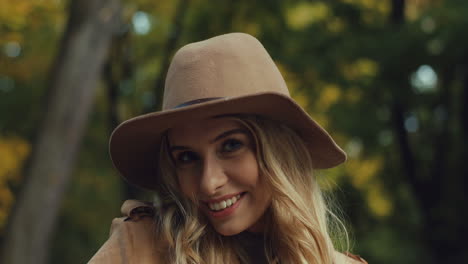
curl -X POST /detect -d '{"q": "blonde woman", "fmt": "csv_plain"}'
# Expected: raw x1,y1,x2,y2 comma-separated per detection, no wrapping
90,33,367,264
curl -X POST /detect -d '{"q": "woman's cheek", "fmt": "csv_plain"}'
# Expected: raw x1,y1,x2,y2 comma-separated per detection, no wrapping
233,154,259,185
177,173,193,197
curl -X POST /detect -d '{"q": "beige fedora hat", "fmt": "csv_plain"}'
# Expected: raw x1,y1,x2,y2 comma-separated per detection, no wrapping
110,32,346,190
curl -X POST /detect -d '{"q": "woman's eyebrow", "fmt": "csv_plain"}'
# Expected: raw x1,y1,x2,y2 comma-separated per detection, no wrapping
169,145,188,153
169,128,247,152
210,128,247,143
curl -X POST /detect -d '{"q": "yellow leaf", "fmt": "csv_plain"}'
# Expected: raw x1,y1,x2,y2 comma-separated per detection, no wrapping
342,58,379,80
366,183,393,218
327,17,345,33
0,136,30,231
0,185,15,231
346,156,383,188
316,83,341,110
286,2,330,30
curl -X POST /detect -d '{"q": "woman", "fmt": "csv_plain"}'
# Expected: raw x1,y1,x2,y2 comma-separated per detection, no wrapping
90,33,367,263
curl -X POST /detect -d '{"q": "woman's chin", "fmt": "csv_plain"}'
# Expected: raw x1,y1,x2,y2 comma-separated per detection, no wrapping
212,224,245,236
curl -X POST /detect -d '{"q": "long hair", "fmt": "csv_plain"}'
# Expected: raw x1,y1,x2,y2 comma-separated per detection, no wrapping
156,115,348,264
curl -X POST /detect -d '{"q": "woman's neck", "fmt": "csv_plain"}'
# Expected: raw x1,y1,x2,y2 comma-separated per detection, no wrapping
238,231,268,264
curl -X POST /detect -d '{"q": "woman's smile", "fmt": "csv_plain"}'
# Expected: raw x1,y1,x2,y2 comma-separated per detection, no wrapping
203,192,245,218
203,192,243,211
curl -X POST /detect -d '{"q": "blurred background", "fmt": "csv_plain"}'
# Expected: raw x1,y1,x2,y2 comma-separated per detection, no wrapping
1,0,467,263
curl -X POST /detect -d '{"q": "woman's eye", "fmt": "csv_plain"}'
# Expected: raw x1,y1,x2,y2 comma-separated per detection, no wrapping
222,139,243,152
176,151,198,164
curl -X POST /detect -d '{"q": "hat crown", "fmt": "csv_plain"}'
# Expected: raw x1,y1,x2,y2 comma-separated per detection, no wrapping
163,33,290,109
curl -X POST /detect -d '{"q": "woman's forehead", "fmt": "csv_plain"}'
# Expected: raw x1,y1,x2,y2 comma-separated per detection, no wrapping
168,117,245,144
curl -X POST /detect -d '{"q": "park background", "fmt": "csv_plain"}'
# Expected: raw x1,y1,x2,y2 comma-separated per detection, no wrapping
1,0,467,263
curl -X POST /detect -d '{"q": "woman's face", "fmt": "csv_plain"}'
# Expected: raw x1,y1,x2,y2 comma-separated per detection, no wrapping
168,117,271,236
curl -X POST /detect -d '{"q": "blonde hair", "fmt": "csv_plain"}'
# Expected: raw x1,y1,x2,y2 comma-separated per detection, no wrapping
156,115,348,264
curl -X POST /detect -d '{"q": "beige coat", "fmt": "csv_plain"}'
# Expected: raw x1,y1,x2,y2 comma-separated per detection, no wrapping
88,200,367,264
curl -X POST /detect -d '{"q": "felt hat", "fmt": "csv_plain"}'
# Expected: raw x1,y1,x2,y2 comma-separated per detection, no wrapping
110,32,346,190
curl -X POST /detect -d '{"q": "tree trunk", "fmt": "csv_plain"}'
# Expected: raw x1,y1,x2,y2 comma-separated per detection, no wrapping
103,25,141,199
389,0,466,262
458,64,468,261
147,0,189,113
388,1,421,202
0,0,120,264
462,65,468,138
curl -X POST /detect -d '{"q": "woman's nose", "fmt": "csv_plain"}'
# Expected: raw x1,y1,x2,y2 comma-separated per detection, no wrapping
199,155,228,196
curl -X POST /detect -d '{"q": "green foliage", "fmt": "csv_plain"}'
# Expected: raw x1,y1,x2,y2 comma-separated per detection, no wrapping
2,0,468,263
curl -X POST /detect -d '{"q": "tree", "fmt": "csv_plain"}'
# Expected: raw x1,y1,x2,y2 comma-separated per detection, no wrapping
0,0,121,263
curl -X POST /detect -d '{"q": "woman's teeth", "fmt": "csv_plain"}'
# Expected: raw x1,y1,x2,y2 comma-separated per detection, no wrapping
208,194,241,211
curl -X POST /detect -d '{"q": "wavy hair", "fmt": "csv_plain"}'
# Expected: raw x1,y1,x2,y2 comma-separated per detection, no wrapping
156,115,349,264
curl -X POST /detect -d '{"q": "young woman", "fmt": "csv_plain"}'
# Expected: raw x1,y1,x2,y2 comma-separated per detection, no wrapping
90,33,367,264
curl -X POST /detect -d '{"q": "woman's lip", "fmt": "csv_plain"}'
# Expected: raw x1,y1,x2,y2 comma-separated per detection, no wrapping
202,192,244,204
204,193,245,218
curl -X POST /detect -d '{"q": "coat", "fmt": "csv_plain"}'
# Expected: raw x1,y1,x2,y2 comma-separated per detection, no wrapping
88,200,368,264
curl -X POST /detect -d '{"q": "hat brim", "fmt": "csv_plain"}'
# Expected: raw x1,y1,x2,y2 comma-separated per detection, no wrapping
109,92,346,190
